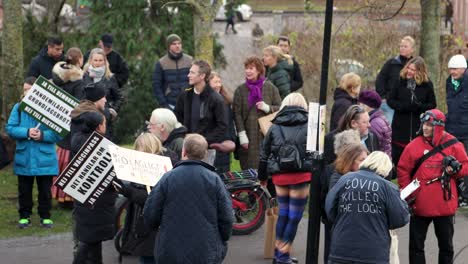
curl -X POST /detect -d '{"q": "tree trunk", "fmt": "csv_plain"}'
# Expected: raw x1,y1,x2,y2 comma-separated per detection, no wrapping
420,0,441,104
192,0,222,65
46,0,66,33
1,0,23,130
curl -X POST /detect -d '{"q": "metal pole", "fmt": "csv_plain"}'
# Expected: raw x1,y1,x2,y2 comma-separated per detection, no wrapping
305,0,333,263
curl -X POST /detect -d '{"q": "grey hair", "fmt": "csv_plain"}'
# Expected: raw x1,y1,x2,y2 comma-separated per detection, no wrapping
151,108,181,133
334,129,361,154
359,151,393,177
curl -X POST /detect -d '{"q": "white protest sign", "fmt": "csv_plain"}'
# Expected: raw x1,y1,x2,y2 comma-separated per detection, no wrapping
400,179,420,200
306,102,319,152
318,104,327,153
108,145,173,187
20,75,80,137
54,132,116,206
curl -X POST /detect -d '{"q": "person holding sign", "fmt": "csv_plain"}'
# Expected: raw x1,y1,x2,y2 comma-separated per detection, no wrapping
326,151,409,264
398,109,468,263
113,133,177,264
6,77,62,229
144,134,233,264
70,111,116,264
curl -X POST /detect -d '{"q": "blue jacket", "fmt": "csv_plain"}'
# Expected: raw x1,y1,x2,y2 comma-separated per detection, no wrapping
446,71,468,140
143,160,233,264
6,103,62,176
325,169,409,264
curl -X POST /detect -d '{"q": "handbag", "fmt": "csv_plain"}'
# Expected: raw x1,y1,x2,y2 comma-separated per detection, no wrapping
263,199,278,259
389,230,400,264
258,111,278,136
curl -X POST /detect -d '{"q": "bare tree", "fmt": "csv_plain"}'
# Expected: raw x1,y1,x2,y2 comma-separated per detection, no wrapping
420,0,441,95
1,0,23,129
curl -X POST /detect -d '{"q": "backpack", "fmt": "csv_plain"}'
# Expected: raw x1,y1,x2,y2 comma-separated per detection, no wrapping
276,126,302,171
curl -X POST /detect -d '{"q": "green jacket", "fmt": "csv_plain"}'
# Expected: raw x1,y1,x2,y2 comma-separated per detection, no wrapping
267,59,293,99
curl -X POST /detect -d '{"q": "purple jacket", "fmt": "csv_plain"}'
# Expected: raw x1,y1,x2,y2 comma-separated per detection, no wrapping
369,109,392,157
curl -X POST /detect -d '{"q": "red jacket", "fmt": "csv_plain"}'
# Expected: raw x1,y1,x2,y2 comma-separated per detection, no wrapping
398,133,468,217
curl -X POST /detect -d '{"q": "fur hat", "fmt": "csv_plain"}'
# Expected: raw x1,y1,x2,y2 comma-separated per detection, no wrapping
358,90,382,109
166,34,182,48
85,85,106,102
448,54,467,69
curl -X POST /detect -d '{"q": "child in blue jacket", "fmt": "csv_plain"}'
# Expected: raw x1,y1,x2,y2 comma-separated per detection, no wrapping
6,77,62,228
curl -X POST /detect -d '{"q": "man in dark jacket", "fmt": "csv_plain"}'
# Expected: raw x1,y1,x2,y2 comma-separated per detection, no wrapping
84,33,129,88
445,54,468,151
27,36,64,79
174,60,227,145
148,107,187,160
277,36,303,92
143,134,233,264
398,109,468,263
153,34,193,110
375,36,415,125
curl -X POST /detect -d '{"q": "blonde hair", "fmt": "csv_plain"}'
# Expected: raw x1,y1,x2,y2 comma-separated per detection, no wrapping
209,71,233,104
263,45,293,65
280,92,308,110
359,151,393,177
400,56,429,85
339,73,361,94
84,48,112,79
134,133,164,154
401,35,416,49
335,144,368,175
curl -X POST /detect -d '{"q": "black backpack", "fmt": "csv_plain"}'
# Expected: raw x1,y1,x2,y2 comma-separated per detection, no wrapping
276,126,302,171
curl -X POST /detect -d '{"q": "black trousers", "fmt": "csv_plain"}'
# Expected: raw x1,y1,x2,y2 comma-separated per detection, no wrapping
17,175,53,219
409,215,454,264
73,241,103,264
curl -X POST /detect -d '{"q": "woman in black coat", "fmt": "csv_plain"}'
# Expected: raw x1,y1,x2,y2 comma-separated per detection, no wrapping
387,56,436,167
83,48,122,140
71,111,117,264
329,72,361,131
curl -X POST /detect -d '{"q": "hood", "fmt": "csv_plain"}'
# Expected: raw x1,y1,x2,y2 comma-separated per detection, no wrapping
52,62,84,85
419,109,446,146
271,59,293,73
166,126,187,143
333,87,355,101
272,106,308,126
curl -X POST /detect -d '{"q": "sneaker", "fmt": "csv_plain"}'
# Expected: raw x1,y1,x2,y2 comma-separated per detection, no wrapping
18,218,31,229
40,219,54,228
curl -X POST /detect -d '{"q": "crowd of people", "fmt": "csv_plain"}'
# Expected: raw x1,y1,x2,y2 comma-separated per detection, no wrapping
1,30,468,264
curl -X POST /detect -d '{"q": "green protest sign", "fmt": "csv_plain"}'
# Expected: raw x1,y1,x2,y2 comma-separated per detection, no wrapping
19,75,80,137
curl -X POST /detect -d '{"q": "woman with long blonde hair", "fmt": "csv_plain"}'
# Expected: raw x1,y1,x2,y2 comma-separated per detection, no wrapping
387,56,436,169
263,45,293,99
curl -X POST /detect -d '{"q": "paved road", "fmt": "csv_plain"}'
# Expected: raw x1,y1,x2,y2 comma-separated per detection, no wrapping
1,212,467,263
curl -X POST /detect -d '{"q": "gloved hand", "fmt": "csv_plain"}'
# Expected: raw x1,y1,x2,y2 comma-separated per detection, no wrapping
238,130,249,150
256,101,270,114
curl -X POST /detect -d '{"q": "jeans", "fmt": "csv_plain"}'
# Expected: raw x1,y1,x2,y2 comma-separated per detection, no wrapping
17,175,53,219
380,101,394,126
409,215,454,264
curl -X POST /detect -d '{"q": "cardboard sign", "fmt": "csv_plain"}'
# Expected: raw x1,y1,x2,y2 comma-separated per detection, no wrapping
306,103,326,153
54,132,116,206
108,145,173,187
19,75,80,137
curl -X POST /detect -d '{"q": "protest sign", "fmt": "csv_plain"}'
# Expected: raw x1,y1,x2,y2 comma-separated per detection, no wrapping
54,132,116,206
19,75,80,137
306,103,326,153
108,145,173,187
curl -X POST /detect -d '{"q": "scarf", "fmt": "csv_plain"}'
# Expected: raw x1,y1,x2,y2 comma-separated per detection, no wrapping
246,77,265,108
451,77,461,91
88,65,106,83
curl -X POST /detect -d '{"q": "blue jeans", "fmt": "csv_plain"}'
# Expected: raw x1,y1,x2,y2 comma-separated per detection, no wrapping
140,256,155,264
380,101,394,126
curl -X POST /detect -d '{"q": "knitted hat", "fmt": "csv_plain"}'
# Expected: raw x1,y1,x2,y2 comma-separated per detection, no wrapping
101,33,113,48
85,85,106,102
448,54,467,69
166,34,182,48
358,90,382,109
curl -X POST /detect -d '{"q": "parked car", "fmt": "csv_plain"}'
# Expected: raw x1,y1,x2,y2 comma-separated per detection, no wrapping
215,1,253,21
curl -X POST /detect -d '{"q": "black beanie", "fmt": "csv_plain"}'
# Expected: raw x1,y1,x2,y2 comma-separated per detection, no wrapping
85,86,106,102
